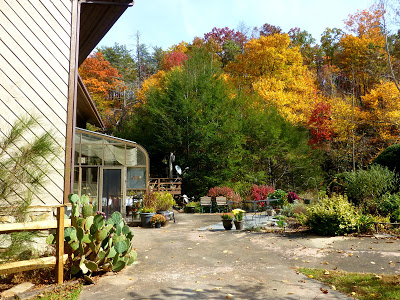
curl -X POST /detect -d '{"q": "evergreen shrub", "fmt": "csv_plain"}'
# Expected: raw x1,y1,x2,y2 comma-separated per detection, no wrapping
305,195,357,236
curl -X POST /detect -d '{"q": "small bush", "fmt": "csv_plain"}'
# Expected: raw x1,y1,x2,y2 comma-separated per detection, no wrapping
281,200,307,217
208,186,234,200
287,191,300,203
374,144,400,173
377,193,400,217
305,195,358,236
335,165,398,206
356,214,377,234
154,192,175,211
184,201,201,213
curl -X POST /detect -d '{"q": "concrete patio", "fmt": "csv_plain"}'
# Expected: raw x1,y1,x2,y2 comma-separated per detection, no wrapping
79,212,400,300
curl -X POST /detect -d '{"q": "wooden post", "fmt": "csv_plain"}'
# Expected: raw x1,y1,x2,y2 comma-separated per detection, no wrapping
56,206,65,284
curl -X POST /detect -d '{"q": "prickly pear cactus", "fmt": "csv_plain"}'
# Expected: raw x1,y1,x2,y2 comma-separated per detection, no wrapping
47,194,137,280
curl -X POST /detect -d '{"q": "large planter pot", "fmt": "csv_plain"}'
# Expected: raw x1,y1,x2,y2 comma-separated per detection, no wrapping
157,210,173,220
234,221,244,230
132,211,140,220
222,219,233,230
186,206,195,213
140,212,155,228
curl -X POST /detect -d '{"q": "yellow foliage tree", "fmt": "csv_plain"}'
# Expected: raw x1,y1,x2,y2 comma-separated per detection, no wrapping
136,70,166,103
361,81,400,142
226,34,319,124
338,6,386,97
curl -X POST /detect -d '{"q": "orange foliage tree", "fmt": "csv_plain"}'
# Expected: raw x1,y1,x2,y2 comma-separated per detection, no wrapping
79,51,124,129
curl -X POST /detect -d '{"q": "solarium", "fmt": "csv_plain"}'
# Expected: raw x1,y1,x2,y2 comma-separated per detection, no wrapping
74,128,149,218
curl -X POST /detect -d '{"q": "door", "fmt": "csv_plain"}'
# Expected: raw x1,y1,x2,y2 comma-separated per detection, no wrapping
101,168,122,219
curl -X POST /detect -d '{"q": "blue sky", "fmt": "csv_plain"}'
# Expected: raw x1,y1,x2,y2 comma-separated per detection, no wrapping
97,0,374,51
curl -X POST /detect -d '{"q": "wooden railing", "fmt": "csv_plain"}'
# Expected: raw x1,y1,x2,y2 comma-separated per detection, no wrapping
149,178,182,195
0,206,71,284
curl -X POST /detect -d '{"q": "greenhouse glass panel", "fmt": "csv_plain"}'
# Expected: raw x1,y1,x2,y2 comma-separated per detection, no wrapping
126,146,137,166
104,143,125,165
127,167,146,189
137,149,147,166
81,144,103,165
81,167,98,204
81,132,102,144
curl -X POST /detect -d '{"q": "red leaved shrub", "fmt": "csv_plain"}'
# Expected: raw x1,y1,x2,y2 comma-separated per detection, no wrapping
250,185,275,201
207,186,241,202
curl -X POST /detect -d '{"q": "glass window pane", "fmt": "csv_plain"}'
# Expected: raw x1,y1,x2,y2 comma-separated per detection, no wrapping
104,144,125,166
137,149,147,166
81,132,103,144
73,167,79,195
102,169,121,219
81,167,98,204
127,167,146,189
126,146,137,166
74,146,80,166
75,133,81,143
81,144,103,165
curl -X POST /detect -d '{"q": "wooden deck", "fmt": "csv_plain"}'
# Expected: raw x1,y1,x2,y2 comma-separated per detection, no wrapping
149,178,182,195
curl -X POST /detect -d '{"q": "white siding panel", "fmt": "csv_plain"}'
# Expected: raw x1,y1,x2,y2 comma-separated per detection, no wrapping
47,0,71,25
0,25,69,97
38,0,71,33
0,94,65,205
60,0,72,13
0,0,72,206
0,57,67,139
0,45,67,126
0,81,66,157
19,0,71,55
0,15,69,82
2,0,70,61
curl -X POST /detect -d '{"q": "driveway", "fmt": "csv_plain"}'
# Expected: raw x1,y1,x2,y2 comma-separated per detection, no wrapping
79,213,400,300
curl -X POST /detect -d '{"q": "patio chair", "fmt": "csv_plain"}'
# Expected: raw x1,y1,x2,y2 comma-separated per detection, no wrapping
200,196,212,213
216,196,228,212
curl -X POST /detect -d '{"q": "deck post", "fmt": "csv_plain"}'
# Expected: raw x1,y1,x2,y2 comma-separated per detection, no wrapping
56,206,65,284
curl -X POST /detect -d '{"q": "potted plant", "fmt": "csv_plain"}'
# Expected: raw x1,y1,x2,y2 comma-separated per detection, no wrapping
221,213,234,230
151,214,166,228
140,207,155,227
154,192,175,222
185,202,196,213
267,189,288,209
232,209,245,230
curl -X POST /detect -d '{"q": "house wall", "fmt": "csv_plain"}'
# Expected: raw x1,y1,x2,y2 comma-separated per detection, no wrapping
0,0,73,206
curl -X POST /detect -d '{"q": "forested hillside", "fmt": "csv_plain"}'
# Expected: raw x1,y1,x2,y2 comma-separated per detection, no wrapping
79,4,400,197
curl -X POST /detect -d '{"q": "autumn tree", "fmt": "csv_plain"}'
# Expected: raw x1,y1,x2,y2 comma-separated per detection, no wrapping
338,6,386,98
79,51,124,130
288,27,320,68
307,102,335,148
119,46,321,195
98,43,136,83
203,27,247,67
226,34,319,124
258,23,282,36
361,81,400,144
160,42,188,71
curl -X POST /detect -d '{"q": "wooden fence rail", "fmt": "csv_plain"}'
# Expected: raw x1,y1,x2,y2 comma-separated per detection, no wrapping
149,178,182,195
0,206,71,284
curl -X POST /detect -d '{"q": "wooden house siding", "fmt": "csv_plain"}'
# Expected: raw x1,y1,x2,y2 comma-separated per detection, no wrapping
0,0,72,205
